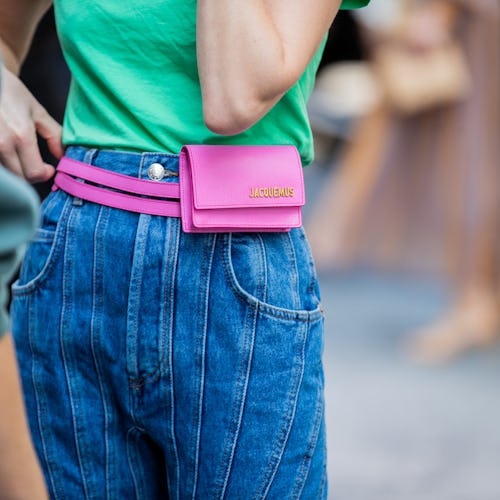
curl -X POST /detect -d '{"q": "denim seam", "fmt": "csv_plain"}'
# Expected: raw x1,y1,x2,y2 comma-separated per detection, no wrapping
212,242,259,497
158,217,174,382
90,206,113,499
39,187,60,217
138,153,147,179
127,215,173,388
30,237,53,243
191,235,216,499
218,304,258,499
254,320,309,499
290,383,325,499
299,227,320,303
285,231,301,310
28,294,62,499
189,238,208,498
31,227,54,242
166,220,182,500
126,214,153,384
12,195,73,296
319,462,328,499
221,235,322,323
126,427,145,499
128,368,145,439
256,234,268,304
59,207,92,497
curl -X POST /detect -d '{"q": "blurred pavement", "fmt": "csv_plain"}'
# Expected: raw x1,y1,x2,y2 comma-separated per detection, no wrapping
305,166,500,500
320,270,500,500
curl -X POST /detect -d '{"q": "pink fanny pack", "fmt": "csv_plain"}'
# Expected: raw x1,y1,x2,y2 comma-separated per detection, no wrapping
53,145,305,233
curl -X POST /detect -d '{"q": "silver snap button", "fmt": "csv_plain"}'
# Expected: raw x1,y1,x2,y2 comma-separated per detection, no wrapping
147,163,165,181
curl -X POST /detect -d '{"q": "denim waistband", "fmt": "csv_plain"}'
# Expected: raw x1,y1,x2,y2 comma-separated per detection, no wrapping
64,146,180,183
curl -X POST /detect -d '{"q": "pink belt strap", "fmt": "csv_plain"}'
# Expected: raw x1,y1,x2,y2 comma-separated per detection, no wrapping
53,157,182,217
53,145,304,233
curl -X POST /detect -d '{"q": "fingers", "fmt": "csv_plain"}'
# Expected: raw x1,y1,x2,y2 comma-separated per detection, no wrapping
0,66,62,183
0,115,55,183
0,119,24,177
32,101,64,160
15,122,55,183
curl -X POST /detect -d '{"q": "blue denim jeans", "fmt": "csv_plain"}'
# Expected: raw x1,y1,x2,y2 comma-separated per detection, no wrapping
11,147,327,499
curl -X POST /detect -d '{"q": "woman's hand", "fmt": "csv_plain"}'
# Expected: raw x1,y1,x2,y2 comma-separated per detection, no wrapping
0,64,63,182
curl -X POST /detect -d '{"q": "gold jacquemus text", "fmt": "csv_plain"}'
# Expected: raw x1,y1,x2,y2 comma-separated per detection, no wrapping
249,187,295,198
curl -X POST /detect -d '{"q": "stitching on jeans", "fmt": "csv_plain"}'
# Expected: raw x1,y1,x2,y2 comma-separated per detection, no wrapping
159,216,179,374
255,234,267,304
127,214,149,384
319,463,328,499
134,217,148,376
220,235,321,323
129,217,177,388
254,319,309,499
12,195,73,296
167,220,182,500
218,299,258,499
126,427,145,499
192,234,216,500
212,243,258,497
285,231,301,310
28,294,62,498
298,227,319,302
90,206,114,498
190,237,208,497
290,377,325,499
186,235,208,496
59,207,93,498
188,235,211,498
130,218,174,388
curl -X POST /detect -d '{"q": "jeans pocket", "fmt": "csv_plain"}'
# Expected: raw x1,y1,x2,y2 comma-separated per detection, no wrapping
221,229,323,321
12,191,72,296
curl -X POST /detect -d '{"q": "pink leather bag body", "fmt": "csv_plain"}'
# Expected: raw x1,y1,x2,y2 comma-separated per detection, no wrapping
53,145,305,233
179,145,304,233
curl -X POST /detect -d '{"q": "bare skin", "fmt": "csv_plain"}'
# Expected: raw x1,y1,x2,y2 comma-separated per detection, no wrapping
1,0,344,179
0,0,343,494
409,291,500,363
393,1,500,362
0,0,62,181
196,0,343,134
0,334,48,499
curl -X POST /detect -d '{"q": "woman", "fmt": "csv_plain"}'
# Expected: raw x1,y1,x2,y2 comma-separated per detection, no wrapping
309,0,500,362
0,51,47,500
0,0,369,497
0,167,47,499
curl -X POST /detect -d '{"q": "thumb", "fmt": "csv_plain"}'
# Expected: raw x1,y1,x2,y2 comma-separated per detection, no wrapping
32,101,64,159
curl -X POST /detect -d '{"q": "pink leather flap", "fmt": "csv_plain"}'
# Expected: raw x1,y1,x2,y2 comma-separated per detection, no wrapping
182,145,305,209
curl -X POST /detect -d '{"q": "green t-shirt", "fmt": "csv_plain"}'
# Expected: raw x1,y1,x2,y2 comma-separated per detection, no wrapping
54,0,369,166
341,0,370,8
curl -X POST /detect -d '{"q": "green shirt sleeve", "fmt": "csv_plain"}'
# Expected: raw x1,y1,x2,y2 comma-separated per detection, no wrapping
0,168,39,336
340,0,371,9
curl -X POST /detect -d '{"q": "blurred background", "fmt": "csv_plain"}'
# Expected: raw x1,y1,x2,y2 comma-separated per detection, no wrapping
21,2,500,499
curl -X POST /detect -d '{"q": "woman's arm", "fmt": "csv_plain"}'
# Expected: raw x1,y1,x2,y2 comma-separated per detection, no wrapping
0,0,52,75
0,0,63,182
0,61,46,498
0,334,48,500
197,0,342,135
